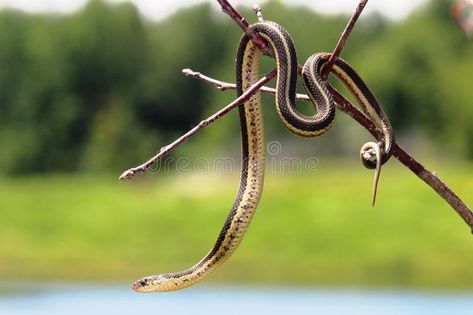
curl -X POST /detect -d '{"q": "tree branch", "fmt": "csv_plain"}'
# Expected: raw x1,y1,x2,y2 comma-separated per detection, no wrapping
182,68,310,100
120,0,473,233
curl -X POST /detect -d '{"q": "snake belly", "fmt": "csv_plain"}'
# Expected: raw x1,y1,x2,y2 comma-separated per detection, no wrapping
131,24,267,293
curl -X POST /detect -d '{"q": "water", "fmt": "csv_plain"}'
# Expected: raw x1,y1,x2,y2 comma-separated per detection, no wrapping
0,283,472,315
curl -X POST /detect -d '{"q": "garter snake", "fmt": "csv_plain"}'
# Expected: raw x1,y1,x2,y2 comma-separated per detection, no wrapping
132,20,394,293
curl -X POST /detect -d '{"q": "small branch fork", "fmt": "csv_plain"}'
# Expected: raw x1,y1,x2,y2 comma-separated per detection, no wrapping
120,0,473,233
118,68,277,181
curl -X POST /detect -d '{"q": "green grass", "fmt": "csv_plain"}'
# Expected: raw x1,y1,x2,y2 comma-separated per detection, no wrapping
1,160,473,289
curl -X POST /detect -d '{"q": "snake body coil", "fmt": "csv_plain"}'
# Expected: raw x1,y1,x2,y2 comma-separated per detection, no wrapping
132,20,394,292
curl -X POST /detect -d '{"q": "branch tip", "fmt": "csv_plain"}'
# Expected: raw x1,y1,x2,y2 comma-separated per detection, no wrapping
119,169,135,181
182,68,198,77
253,4,264,22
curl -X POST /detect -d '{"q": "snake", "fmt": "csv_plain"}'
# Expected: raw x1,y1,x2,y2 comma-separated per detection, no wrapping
132,20,394,293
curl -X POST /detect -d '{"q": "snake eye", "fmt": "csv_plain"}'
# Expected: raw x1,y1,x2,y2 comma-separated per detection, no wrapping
139,279,148,286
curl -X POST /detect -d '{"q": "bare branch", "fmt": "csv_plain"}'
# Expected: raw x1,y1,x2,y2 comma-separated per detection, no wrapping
322,0,369,80
118,69,277,181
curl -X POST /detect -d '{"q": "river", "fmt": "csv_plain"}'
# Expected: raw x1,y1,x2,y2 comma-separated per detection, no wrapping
0,282,472,315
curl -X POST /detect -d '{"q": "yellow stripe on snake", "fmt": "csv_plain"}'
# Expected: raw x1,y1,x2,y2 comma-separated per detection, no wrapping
132,20,394,293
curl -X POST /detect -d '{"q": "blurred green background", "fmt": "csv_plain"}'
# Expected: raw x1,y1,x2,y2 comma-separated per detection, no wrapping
1,0,473,289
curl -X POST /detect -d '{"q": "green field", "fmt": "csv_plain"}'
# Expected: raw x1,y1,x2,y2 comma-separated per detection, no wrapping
1,160,473,289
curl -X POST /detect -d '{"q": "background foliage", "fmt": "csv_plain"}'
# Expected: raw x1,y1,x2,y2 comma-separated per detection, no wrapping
0,0,472,175
1,0,473,289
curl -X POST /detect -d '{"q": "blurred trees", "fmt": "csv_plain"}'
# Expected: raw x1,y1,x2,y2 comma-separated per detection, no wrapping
0,0,472,174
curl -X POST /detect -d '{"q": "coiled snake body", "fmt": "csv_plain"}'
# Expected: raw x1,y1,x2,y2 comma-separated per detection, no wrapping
132,21,394,292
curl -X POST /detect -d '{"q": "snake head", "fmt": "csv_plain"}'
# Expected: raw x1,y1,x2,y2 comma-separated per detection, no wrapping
131,275,165,293
360,142,383,206
360,142,383,170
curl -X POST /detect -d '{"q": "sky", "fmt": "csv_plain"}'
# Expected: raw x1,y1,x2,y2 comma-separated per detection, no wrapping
0,0,430,21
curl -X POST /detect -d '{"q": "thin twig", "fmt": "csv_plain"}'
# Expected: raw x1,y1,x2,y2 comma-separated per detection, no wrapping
322,0,369,80
118,69,277,181
253,4,264,22
183,68,310,100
